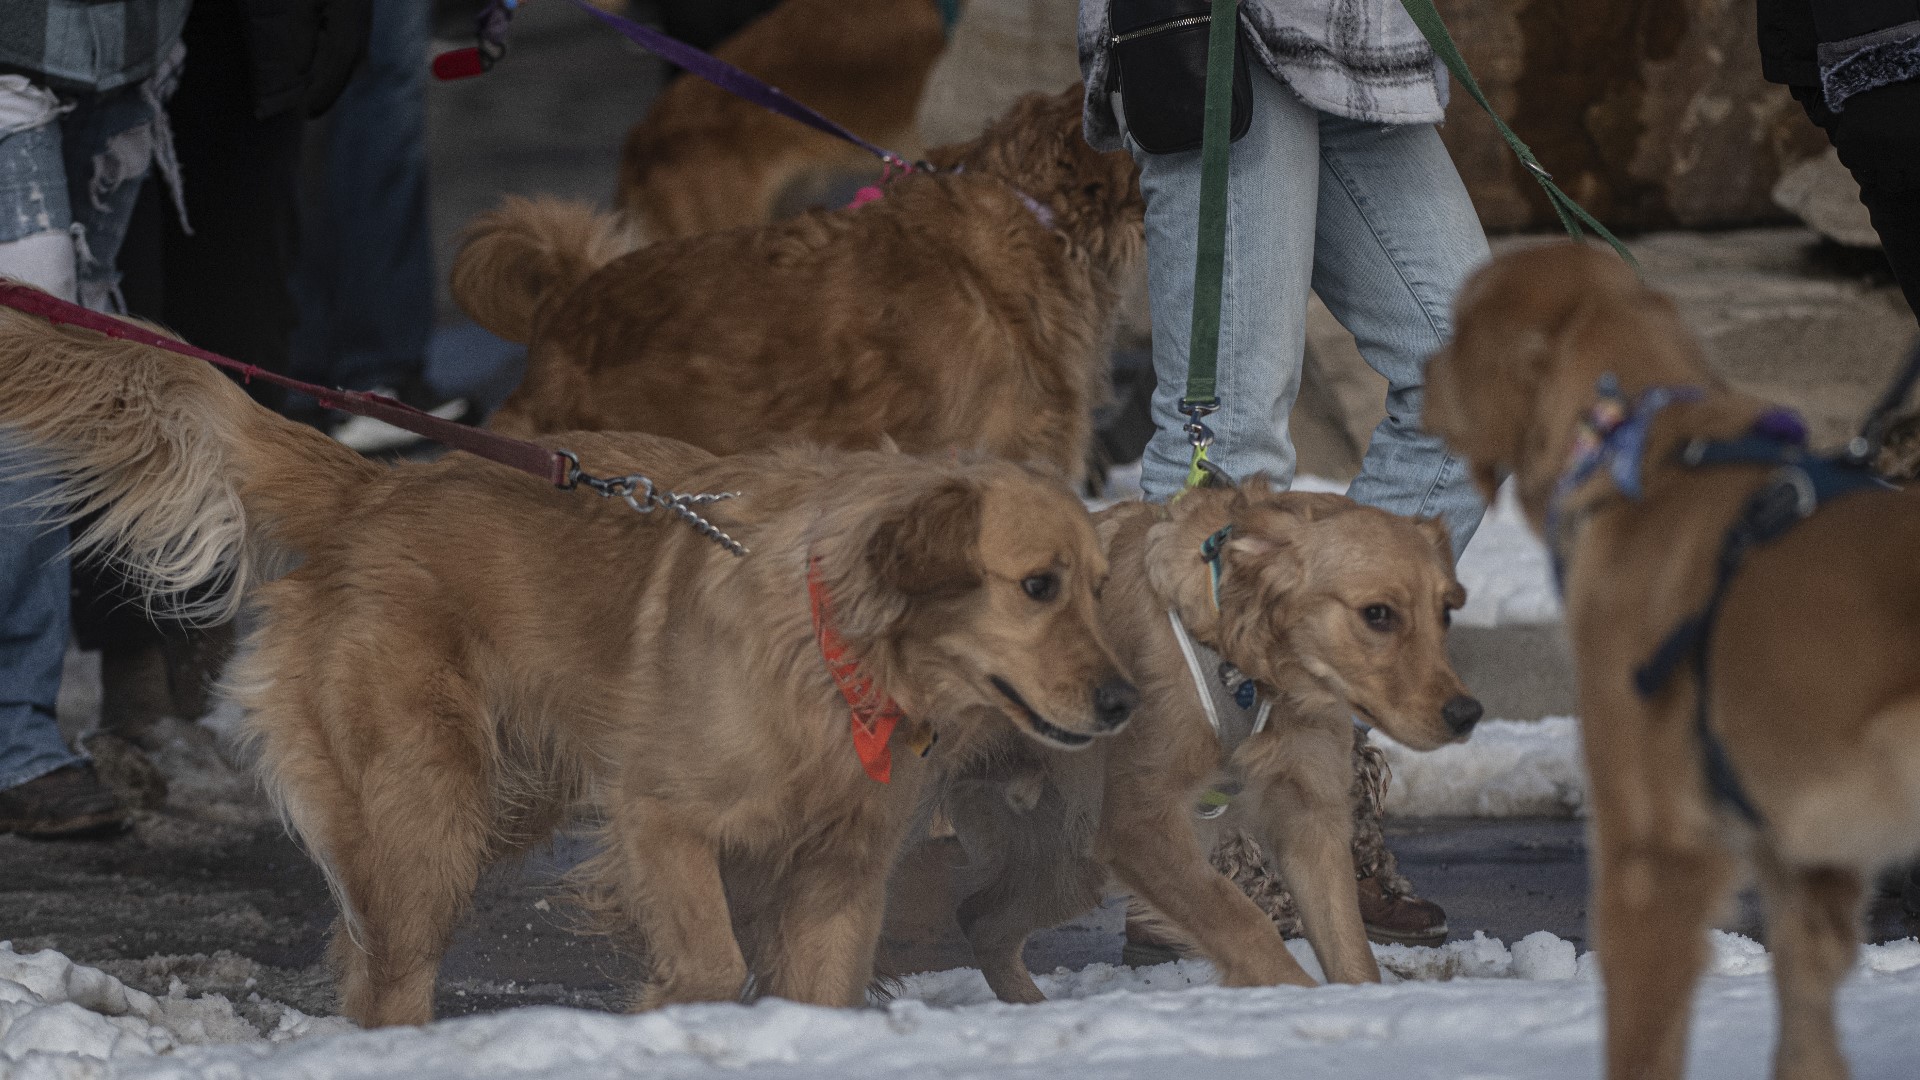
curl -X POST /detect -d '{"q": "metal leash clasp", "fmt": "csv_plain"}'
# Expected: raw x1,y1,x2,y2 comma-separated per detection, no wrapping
555,450,750,557
1178,398,1220,450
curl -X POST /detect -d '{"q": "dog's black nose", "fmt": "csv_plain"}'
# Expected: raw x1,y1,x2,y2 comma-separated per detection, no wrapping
1092,678,1139,731
1443,694,1483,736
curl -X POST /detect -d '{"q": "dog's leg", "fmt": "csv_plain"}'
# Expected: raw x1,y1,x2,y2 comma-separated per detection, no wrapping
1757,850,1863,1080
248,648,493,1027
1248,728,1380,984
1591,834,1737,1080
1102,806,1316,987
756,843,898,1007
603,797,749,1009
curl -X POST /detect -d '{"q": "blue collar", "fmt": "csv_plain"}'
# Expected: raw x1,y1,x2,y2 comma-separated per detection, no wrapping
1199,524,1232,609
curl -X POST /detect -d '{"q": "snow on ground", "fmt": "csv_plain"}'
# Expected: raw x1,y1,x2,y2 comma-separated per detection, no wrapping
1376,718,1587,818
8,934,1920,1080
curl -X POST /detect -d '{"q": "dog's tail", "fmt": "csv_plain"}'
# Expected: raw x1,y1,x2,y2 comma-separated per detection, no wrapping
0,297,381,621
450,196,635,344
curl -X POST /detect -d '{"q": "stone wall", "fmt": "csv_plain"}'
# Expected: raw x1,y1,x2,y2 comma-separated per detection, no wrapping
1435,0,1826,231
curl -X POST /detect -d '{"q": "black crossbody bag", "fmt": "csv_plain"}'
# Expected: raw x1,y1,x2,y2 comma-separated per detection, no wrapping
1108,0,1254,154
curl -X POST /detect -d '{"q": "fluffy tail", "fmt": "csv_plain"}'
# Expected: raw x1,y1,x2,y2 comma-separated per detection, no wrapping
0,294,380,621
450,196,635,343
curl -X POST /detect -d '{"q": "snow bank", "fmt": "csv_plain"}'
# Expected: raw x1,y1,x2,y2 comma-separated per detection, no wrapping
12,934,1920,1080
1376,717,1588,818
0,942,349,1077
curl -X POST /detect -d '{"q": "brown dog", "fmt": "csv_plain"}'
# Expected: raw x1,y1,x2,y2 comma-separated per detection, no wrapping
618,0,953,243
456,85,1143,487
0,295,1136,1025
1423,242,1920,1080
942,480,1479,1003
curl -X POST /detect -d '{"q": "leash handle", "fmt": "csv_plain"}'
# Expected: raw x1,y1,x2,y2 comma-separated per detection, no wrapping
1395,0,1638,271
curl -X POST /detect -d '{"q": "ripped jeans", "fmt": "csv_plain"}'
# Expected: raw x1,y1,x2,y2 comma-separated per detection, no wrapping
0,63,180,790
0,60,182,311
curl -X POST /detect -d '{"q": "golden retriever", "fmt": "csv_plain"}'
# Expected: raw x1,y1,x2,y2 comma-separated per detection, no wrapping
618,0,953,242
1422,242,1920,1080
455,85,1143,487
942,479,1480,1002
0,294,1136,1025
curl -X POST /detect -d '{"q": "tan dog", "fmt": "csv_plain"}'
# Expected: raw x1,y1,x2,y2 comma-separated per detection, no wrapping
456,86,1143,487
618,0,953,242
1423,242,1920,1080
0,296,1136,1025
942,480,1479,1003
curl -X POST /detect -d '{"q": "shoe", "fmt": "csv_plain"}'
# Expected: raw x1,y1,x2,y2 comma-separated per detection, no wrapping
1357,874,1448,947
329,384,472,454
0,764,130,838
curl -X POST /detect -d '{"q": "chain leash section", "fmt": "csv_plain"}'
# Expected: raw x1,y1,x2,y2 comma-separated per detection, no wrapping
556,451,750,557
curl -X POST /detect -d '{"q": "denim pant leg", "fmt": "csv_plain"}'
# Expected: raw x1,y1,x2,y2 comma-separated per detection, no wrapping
1312,116,1490,556
0,454,82,790
1126,68,1322,502
289,0,434,392
58,84,173,313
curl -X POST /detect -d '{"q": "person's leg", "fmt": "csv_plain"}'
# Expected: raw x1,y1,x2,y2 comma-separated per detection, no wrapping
57,66,181,313
150,0,306,413
293,0,436,395
1794,80,1920,326
1311,115,1490,555
1127,68,1321,501
0,77,84,797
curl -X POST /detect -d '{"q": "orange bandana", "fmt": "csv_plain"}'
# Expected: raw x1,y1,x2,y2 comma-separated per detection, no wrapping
807,557,908,783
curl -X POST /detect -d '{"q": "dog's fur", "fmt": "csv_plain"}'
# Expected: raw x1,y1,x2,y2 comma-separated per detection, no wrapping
457,86,1144,487
617,0,952,243
0,296,1136,1025
942,481,1478,1002
1422,243,1920,1080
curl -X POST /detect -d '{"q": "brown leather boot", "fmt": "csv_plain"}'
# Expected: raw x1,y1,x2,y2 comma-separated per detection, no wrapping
0,763,129,838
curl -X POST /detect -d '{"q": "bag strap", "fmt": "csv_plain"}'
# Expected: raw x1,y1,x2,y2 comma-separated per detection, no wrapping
1178,0,1239,491
1395,0,1637,269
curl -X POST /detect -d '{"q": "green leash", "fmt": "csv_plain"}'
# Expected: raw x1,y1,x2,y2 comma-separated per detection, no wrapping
1177,0,1239,492
1395,0,1637,269
1176,0,1637,493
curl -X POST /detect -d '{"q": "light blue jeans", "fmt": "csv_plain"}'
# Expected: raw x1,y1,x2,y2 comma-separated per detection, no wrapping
0,74,171,789
1124,65,1489,554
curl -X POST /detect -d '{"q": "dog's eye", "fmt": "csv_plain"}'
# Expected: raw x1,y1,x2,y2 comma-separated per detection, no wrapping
1021,573,1060,602
1362,604,1397,631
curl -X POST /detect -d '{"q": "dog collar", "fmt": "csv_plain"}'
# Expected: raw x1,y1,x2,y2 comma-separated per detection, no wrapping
805,556,934,783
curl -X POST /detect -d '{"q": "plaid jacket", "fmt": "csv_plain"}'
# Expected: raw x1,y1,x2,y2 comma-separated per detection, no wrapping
1078,0,1447,150
0,0,192,94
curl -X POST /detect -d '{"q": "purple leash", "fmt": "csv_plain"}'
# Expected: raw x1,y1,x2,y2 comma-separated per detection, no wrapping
558,0,912,170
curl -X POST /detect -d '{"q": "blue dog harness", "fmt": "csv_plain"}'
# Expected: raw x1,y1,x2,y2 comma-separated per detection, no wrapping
1552,375,1896,826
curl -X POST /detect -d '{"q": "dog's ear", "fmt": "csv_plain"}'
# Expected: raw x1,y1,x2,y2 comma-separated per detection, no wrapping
868,481,984,596
1415,515,1455,566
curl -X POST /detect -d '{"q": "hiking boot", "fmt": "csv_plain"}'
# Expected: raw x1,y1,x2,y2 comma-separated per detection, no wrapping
0,764,130,838
1357,874,1448,946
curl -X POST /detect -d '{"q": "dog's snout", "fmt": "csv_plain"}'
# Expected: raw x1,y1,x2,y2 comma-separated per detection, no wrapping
1092,678,1139,731
1443,694,1483,736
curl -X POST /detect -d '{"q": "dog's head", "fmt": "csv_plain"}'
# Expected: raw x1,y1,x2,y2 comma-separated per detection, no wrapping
1146,483,1478,750
1424,242,1712,528
819,459,1136,751
927,85,1144,275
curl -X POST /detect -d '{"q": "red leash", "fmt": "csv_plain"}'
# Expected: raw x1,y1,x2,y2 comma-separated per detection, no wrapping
0,282,749,555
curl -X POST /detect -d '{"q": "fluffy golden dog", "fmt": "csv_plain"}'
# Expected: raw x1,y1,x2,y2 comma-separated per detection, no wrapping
1423,242,1920,1080
456,85,1143,487
0,295,1136,1025
942,480,1479,1002
618,0,953,242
